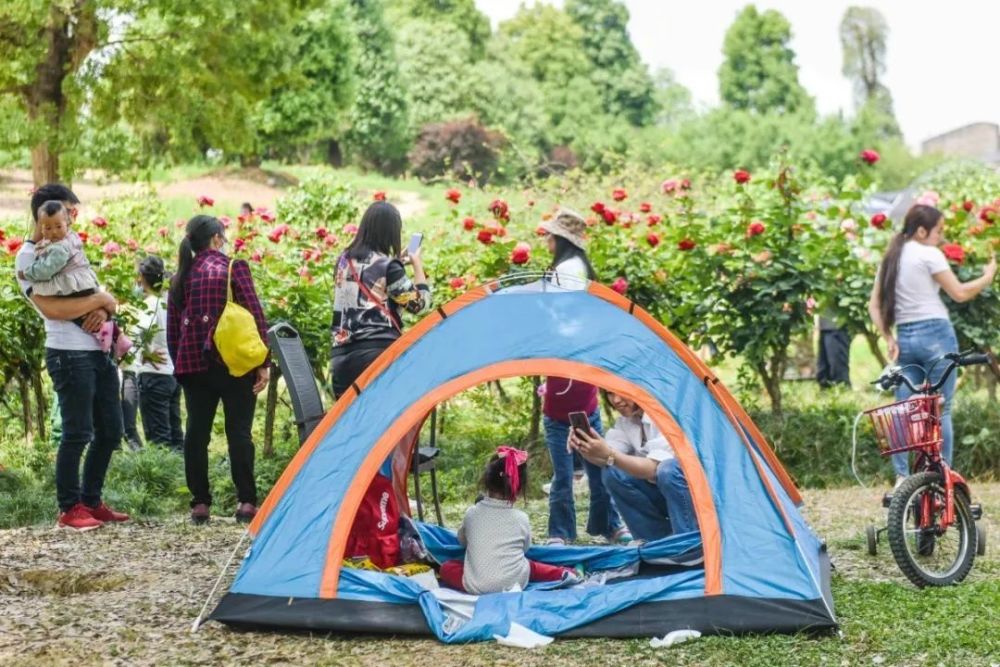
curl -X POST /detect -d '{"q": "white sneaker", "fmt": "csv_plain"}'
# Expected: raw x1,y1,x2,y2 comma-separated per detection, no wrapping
544,537,567,546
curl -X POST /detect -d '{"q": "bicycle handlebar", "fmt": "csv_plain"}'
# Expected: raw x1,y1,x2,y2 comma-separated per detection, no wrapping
873,350,992,393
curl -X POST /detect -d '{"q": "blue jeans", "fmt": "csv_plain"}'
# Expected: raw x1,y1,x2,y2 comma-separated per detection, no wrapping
602,459,699,541
892,319,958,477
45,349,123,511
544,413,622,540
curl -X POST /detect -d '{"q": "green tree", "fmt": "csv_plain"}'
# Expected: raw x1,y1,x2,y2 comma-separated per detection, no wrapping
385,0,491,59
840,6,900,139
0,1,309,185
718,5,813,114
255,1,357,164
395,20,476,131
565,0,657,126
651,68,694,129
344,0,411,172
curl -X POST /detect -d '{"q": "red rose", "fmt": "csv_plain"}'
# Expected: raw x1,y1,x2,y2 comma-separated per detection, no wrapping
477,229,493,245
77,231,88,244
316,227,329,239
746,221,766,237
610,277,628,295
942,243,965,264
535,225,547,236
680,178,692,190
373,190,386,201
591,202,606,215
511,242,531,265
612,187,627,202
6,238,24,255
461,217,476,231
647,214,662,226
980,207,997,224
678,238,696,251
197,195,214,207
859,149,880,165
733,169,751,184
963,200,975,212
251,250,263,263
489,199,509,221
601,208,617,225
234,238,246,252
259,211,276,223
646,233,660,248
449,277,466,290
870,213,888,229
91,216,108,228
445,188,461,204
639,202,652,213
267,230,282,243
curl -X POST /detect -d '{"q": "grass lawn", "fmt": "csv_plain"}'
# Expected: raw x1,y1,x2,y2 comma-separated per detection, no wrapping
2,484,997,666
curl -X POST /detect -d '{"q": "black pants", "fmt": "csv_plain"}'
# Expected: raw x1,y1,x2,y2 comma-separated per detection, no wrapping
139,372,184,451
121,371,143,450
817,328,851,388
330,343,390,399
179,364,257,507
46,349,123,511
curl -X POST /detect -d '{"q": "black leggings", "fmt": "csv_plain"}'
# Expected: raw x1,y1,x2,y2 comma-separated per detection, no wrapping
330,344,390,399
179,364,257,507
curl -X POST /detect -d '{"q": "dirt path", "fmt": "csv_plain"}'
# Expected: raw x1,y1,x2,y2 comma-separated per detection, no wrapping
1,484,997,666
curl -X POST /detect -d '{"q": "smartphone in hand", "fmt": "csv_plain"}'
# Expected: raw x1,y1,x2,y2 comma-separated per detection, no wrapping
568,411,590,437
406,232,423,258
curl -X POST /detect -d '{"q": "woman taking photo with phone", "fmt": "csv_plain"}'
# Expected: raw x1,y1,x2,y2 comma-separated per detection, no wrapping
536,209,629,546
330,201,432,398
869,204,996,486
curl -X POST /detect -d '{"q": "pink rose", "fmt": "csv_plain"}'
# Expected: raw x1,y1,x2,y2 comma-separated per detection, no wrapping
610,277,628,295
859,149,880,165
91,217,108,228
102,241,122,257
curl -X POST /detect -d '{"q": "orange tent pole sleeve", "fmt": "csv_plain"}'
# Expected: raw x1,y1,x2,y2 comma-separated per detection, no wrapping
317,359,723,599
586,283,803,506
249,286,492,535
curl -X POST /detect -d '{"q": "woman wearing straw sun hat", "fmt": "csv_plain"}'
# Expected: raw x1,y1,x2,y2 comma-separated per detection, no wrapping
537,209,631,546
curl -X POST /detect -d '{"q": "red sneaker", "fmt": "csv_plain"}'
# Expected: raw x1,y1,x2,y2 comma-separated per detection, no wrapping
235,503,257,524
57,503,103,532
88,502,129,523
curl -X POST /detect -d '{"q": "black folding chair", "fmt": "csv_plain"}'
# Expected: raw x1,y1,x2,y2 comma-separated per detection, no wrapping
267,322,325,444
412,408,443,526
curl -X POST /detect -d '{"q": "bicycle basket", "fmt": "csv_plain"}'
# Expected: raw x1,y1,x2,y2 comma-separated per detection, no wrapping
864,395,942,455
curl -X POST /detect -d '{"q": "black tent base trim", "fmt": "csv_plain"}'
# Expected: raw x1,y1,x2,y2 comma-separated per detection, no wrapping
210,592,837,639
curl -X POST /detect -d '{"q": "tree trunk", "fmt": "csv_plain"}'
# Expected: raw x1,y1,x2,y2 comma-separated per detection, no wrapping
862,330,888,368
327,140,343,167
528,376,541,447
262,370,280,457
755,358,784,416
31,370,47,441
24,2,99,186
19,378,33,438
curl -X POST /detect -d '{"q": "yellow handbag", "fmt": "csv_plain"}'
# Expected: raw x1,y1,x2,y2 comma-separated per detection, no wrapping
213,261,268,377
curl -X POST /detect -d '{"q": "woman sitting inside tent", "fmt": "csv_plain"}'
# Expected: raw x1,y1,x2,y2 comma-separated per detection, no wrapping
569,392,698,541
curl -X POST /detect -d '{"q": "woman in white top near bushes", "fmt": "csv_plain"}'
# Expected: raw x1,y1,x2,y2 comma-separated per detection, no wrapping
869,204,996,484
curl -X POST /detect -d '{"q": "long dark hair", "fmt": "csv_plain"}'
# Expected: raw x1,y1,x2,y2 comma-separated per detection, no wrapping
877,204,943,330
550,235,596,280
481,454,528,503
345,202,402,261
169,215,224,309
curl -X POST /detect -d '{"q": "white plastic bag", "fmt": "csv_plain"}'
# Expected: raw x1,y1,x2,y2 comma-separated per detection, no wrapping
650,629,701,648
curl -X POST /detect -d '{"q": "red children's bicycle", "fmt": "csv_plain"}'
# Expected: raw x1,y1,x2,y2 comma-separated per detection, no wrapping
863,350,988,587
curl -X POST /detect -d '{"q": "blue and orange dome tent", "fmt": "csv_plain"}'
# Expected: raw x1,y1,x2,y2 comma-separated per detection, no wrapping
209,277,835,641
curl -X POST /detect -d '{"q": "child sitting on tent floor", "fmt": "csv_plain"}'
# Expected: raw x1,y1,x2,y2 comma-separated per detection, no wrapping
439,447,583,595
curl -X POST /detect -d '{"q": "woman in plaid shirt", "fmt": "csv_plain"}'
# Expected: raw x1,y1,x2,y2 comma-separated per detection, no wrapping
167,215,269,525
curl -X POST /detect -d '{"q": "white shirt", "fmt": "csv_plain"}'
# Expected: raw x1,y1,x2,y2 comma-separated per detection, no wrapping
549,256,588,291
15,241,100,351
605,412,675,462
895,241,951,325
457,497,532,594
125,293,174,375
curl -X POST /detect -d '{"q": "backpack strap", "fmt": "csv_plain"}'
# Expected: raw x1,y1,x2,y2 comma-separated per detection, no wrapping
347,257,402,332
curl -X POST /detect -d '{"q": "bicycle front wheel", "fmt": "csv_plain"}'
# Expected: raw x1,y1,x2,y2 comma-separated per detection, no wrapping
887,472,977,587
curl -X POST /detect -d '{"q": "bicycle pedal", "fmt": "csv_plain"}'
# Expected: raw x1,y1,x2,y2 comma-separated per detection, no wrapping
881,493,893,508
970,504,982,521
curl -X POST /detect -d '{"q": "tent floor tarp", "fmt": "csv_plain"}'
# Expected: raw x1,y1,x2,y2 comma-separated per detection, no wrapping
211,592,837,638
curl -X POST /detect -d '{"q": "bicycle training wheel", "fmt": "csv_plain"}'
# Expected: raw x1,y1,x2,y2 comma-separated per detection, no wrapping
887,472,977,587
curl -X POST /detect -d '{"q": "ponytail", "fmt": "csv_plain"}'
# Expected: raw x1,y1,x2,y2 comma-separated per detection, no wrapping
876,204,943,330
169,215,224,310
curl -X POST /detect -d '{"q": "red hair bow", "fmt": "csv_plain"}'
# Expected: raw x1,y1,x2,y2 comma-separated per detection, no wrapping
496,446,529,502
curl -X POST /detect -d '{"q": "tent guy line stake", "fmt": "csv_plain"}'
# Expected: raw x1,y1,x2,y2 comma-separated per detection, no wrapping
192,530,249,633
